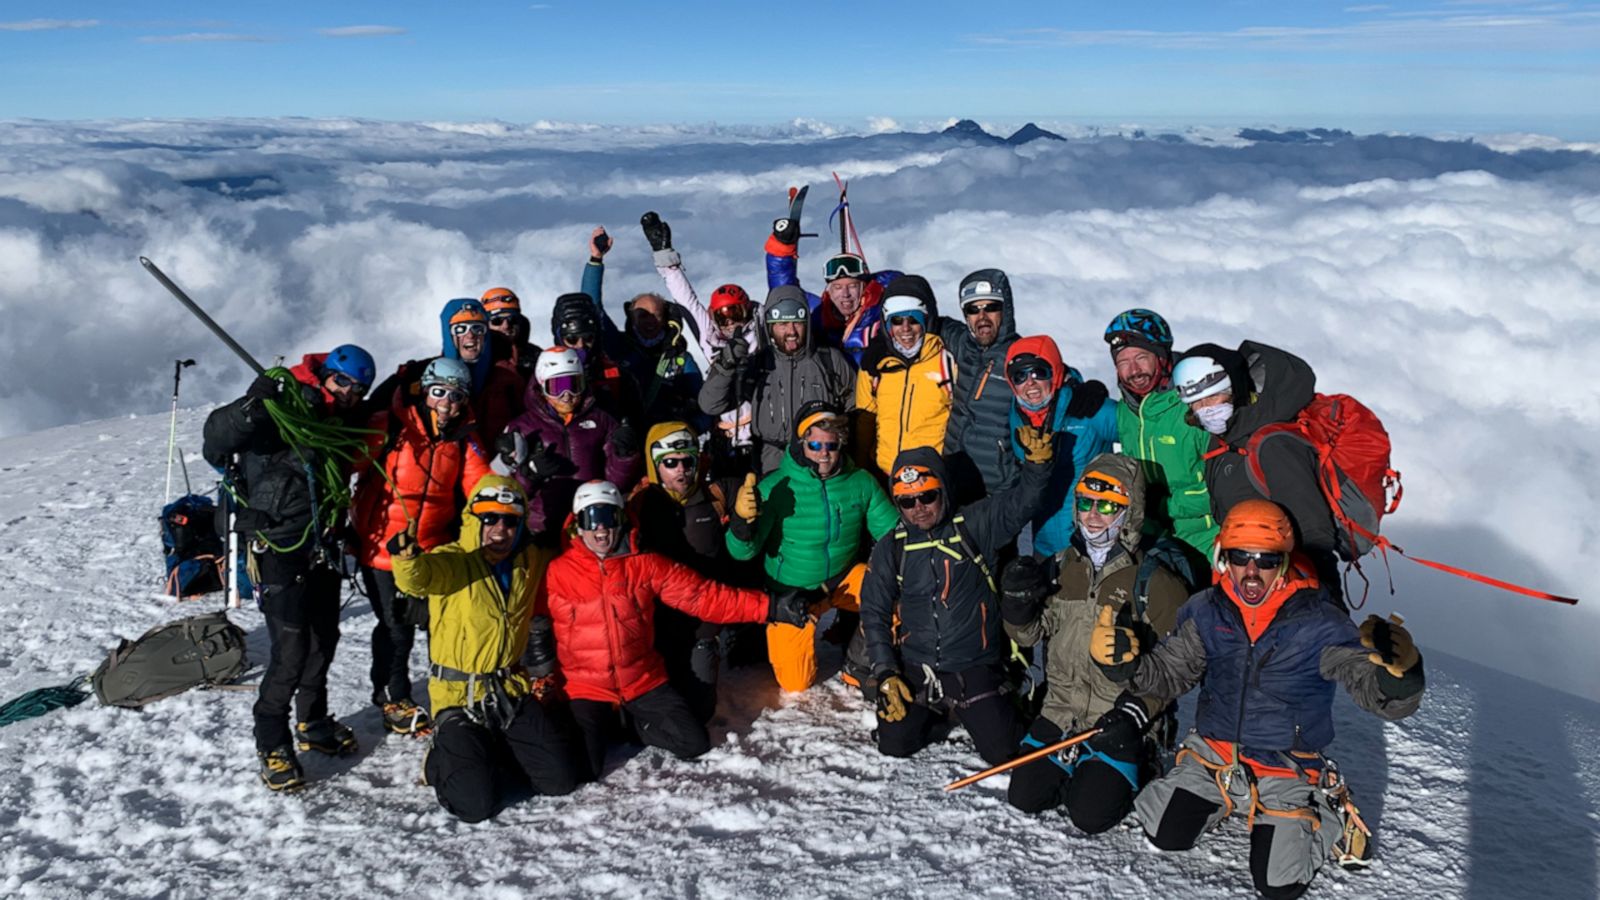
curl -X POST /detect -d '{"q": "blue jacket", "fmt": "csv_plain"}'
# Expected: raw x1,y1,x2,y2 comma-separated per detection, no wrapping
765,249,898,366
438,298,494,393
1007,379,1119,557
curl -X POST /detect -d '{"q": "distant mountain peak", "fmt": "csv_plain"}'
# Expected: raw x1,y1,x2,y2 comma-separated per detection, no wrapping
941,119,1006,144
1006,122,1065,145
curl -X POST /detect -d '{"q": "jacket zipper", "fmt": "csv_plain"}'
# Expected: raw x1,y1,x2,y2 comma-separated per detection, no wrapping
597,555,623,697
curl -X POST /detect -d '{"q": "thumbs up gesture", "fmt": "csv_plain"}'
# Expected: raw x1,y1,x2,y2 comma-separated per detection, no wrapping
1090,604,1142,680
1360,614,1420,677
734,472,760,522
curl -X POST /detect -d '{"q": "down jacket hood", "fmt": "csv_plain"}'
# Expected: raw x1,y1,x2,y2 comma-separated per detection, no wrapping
887,445,951,528
1005,335,1067,427
457,472,526,552
439,298,494,393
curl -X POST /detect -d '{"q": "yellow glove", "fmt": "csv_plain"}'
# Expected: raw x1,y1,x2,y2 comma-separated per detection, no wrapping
1360,614,1420,677
1015,424,1054,464
1089,604,1141,666
876,673,913,723
734,472,760,521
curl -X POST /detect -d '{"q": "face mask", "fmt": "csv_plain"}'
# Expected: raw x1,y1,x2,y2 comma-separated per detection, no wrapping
1079,510,1127,567
1017,390,1054,413
1195,402,1234,435
892,334,924,357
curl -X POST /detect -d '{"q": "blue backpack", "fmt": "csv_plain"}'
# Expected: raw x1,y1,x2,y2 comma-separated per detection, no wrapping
161,494,225,599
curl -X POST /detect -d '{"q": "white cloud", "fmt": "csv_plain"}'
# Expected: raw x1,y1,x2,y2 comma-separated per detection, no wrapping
138,32,272,44
318,25,407,38
0,18,98,31
867,117,901,134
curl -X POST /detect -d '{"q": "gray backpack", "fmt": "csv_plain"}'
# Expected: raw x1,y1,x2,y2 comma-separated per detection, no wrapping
92,611,249,708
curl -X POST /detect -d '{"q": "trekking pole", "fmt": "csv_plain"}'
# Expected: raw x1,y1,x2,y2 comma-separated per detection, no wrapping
942,728,1101,792
140,257,266,376
225,455,242,610
164,359,196,502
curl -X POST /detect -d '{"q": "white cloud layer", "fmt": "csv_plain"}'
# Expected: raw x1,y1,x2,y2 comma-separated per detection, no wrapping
317,25,407,38
1,117,1597,697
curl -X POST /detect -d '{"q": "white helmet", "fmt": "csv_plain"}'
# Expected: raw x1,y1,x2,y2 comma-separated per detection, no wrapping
535,346,583,382
1172,355,1232,404
572,480,625,517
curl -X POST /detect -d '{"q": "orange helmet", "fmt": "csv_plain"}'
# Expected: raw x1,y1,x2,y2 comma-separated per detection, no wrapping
481,287,520,314
1217,499,1295,553
1075,469,1130,507
891,464,943,497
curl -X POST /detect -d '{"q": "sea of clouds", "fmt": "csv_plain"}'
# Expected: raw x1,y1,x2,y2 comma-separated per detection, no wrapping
2,116,1597,697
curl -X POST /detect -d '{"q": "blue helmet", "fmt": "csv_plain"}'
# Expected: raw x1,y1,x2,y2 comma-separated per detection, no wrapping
1104,309,1173,358
324,344,376,389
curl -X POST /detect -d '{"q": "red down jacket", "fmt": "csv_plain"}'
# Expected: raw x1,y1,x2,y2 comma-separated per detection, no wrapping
539,530,767,703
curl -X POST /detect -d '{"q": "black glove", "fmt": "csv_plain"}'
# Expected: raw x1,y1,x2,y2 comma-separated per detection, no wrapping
689,638,721,685
1088,692,1152,761
493,431,527,473
715,334,751,371
1064,379,1110,419
640,211,673,253
771,216,800,247
246,373,281,404
522,436,561,488
526,616,557,678
385,527,420,561
1000,556,1050,626
767,588,819,627
396,591,430,631
609,420,639,457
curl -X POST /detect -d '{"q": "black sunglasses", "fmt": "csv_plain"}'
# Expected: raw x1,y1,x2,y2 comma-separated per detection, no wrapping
1009,364,1052,386
657,456,696,470
896,490,940,510
330,372,369,393
1224,549,1285,569
477,512,520,528
963,301,1003,315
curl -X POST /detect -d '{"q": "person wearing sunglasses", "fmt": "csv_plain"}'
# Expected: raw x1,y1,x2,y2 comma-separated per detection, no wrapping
855,275,957,478
931,269,1026,504
1003,335,1120,559
501,346,641,541
201,342,376,791
624,422,762,722
1093,499,1424,896
763,193,901,366
540,481,810,781
1171,340,1343,603
859,428,1055,766
725,402,899,693
387,474,584,822
1103,309,1215,586
481,287,538,382
351,357,493,739
548,281,644,424
699,284,856,476
998,454,1190,834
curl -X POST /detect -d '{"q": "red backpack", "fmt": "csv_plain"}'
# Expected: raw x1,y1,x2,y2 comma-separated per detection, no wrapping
1240,393,1402,561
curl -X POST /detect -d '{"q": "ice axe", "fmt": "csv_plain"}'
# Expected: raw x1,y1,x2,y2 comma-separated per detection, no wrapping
943,727,1102,791
140,257,266,376
164,358,196,502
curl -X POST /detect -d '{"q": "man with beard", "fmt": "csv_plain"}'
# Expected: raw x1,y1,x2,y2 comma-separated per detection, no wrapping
939,269,1024,502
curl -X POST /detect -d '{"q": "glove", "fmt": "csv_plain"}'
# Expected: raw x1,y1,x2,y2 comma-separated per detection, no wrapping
733,472,760,522
1089,692,1153,760
1015,423,1055,464
715,334,751,371
640,211,673,253
1000,556,1050,626
1360,613,1425,697
1090,603,1141,681
522,436,561,487
767,587,818,627
589,227,611,260
1064,379,1110,419
690,637,721,685
492,431,528,477
876,672,913,723
526,616,557,678
771,216,800,247
385,524,420,561
245,373,281,410
609,420,639,457
395,591,430,631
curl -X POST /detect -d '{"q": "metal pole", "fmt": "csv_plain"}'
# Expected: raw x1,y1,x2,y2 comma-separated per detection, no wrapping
164,359,195,502
140,257,266,376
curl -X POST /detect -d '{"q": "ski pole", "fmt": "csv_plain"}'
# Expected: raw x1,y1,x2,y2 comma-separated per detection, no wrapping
943,728,1101,792
140,257,266,376
164,358,195,502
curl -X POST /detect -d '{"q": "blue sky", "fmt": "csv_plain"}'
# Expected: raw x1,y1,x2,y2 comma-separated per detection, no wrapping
2,1,1597,134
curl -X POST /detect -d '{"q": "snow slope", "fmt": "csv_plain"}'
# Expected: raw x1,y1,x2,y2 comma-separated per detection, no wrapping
1,412,1597,898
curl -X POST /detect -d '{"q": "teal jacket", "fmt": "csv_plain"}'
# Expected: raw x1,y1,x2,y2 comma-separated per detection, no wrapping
1116,388,1217,565
726,447,899,590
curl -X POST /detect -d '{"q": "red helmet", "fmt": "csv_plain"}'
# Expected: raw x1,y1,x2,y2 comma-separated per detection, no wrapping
709,284,751,314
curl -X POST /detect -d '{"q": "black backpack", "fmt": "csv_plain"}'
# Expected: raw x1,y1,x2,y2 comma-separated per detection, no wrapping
91,611,249,708
161,494,225,598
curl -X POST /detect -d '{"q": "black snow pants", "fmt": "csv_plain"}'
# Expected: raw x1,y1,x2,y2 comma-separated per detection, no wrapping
569,683,711,780
360,566,419,706
875,663,1022,766
252,546,342,752
425,700,583,823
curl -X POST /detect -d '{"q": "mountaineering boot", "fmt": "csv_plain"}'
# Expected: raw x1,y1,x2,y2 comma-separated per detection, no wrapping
380,699,432,737
296,717,359,757
258,746,305,792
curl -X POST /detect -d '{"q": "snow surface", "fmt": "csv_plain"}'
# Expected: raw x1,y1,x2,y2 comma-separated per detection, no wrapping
1,411,1598,898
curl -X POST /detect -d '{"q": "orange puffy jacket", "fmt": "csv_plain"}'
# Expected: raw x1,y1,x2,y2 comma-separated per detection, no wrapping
539,531,768,704
352,393,492,571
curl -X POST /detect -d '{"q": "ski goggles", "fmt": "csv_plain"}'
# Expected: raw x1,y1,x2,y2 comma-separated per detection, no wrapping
1224,548,1286,569
426,385,469,404
1008,360,1054,386
471,487,525,517
329,372,369,394
714,305,751,326
543,374,585,398
962,300,1003,316
476,512,520,528
450,322,487,337
804,440,841,452
1074,496,1126,516
896,490,940,510
824,254,868,282
575,504,623,530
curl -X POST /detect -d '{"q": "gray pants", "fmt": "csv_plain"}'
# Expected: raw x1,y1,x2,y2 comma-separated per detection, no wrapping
1135,733,1343,897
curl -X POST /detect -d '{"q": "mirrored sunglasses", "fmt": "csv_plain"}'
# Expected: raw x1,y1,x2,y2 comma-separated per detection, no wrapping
1074,496,1126,516
426,385,468,404
1009,363,1053,386
714,306,751,326
576,504,623,530
330,372,369,394
450,322,487,337
805,440,841,452
1224,549,1285,569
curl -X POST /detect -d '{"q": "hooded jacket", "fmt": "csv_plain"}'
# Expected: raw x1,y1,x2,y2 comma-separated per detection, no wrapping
1189,340,1336,555
726,436,899,590
627,421,753,582
503,381,641,537
1003,336,1120,558
698,285,857,475
764,237,900,365
539,529,769,704
1115,387,1217,566
202,353,355,549
1126,558,1423,754
859,445,1053,676
438,298,525,448
391,474,557,713
651,249,761,446
938,269,1022,496
580,261,707,429
351,388,492,571
1004,453,1190,731
856,276,958,476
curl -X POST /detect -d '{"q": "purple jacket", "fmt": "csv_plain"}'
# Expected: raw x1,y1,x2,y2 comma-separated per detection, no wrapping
503,381,640,536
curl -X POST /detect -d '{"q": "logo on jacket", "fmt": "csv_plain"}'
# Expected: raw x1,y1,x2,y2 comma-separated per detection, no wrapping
578,420,598,430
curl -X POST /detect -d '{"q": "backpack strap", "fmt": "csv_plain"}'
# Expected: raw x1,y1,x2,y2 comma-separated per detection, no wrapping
896,515,996,594
706,481,729,524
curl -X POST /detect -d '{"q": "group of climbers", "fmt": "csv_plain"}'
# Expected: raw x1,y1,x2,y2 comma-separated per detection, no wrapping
202,192,1424,898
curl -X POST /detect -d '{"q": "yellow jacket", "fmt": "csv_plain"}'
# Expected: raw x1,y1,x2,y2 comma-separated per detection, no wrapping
391,473,555,713
856,334,957,475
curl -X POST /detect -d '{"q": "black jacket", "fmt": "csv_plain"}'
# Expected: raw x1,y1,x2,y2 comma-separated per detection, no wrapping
860,445,1052,676
629,476,757,588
